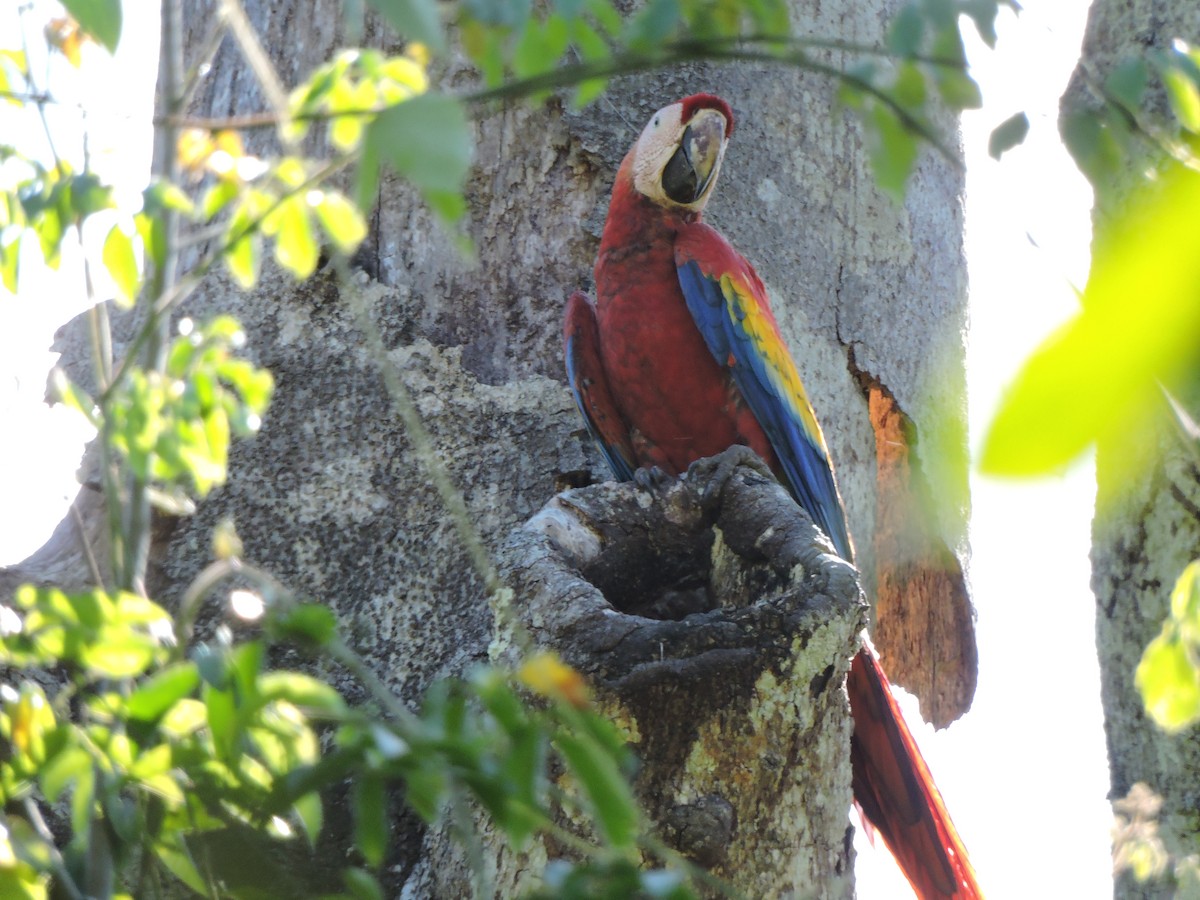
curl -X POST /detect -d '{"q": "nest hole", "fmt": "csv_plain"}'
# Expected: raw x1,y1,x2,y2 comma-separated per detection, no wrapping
581,520,796,622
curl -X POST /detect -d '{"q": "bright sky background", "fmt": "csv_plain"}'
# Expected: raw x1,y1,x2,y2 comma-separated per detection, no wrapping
855,1,1112,896
0,1,1111,897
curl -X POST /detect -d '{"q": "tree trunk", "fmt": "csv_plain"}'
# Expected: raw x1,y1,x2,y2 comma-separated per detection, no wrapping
2,0,973,893
1062,2,1200,898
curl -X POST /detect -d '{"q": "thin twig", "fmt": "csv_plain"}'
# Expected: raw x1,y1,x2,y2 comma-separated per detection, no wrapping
173,557,241,658
152,34,964,168
119,0,186,596
22,798,87,900
218,0,293,146
178,13,230,109
459,42,960,167
70,498,105,589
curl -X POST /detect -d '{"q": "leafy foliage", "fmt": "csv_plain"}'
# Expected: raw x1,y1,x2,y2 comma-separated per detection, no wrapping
1059,39,1200,200
1137,562,1200,733
976,29,1200,786
980,162,1200,477
0,580,690,898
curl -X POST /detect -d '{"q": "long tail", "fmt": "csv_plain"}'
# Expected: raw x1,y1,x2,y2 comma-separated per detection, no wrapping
847,645,982,899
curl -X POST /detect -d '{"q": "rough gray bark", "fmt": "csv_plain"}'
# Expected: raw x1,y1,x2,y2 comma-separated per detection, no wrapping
2,0,974,893
1062,2,1200,897
485,448,865,898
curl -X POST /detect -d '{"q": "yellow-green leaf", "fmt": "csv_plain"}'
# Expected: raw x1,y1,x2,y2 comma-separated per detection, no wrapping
1137,632,1200,732
1172,562,1200,633
1163,65,1200,133
272,196,318,279
160,698,207,738
312,191,367,254
981,164,1200,476
225,233,260,289
102,224,139,307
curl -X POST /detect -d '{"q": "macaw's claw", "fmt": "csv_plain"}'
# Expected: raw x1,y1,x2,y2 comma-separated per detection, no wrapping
688,445,778,510
633,465,672,492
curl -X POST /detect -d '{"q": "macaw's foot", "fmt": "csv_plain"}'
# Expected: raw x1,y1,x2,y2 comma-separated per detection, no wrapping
633,465,673,492
687,445,778,510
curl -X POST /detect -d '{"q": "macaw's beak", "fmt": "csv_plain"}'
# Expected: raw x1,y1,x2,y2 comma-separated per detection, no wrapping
661,108,727,205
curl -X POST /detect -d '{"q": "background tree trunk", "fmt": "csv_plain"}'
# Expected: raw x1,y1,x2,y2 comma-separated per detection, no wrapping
3,0,973,893
1063,2,1200,897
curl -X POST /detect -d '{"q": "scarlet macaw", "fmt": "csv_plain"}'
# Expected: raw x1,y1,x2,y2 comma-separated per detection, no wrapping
564,93,981,899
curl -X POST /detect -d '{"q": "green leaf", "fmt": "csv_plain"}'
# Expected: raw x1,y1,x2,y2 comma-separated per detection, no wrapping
353,775,388,867
202,180,240,221
135,210,167,274
159,698,207,738
961,0,1001,47
624,0,681,50
1137,631,1200,732
981,164,1200,475
513,15,571,81
204,683,238,760
142,179,194,216
33,205,64,269
342,868,385,900
1060,110,1122,189
402,757,447,821
102,224,140,307
367,0,445,51
258,672,346,713
887,5,924,56
293,790,324,847
358,94,472,221
154,834,209,895
267,602,337,648
39,744,91,803
184,825,306,896
126,663,200,721
66,172,114,219
80,629,160,678
1162,64,1200,133
1106,58,1148,112
462,0,531,28
555,731,638,847
865,103,919,201
501,728,545,844
62,0,122,52
68,764,95,839
987,112,1029,160
936,68,982,110
892,61,926,108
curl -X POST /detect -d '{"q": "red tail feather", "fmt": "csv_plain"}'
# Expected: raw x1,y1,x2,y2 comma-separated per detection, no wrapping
847,646,982,899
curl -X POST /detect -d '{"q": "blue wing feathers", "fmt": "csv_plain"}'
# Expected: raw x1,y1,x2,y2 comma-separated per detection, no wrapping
677,259,853,560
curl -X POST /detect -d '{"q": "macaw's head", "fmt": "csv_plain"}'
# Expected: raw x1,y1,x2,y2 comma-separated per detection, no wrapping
629,94,734,213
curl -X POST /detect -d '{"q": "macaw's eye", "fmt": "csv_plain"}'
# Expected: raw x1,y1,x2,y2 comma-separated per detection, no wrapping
653,116,660,127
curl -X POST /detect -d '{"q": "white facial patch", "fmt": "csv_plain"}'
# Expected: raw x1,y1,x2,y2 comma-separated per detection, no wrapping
630,101,728,211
